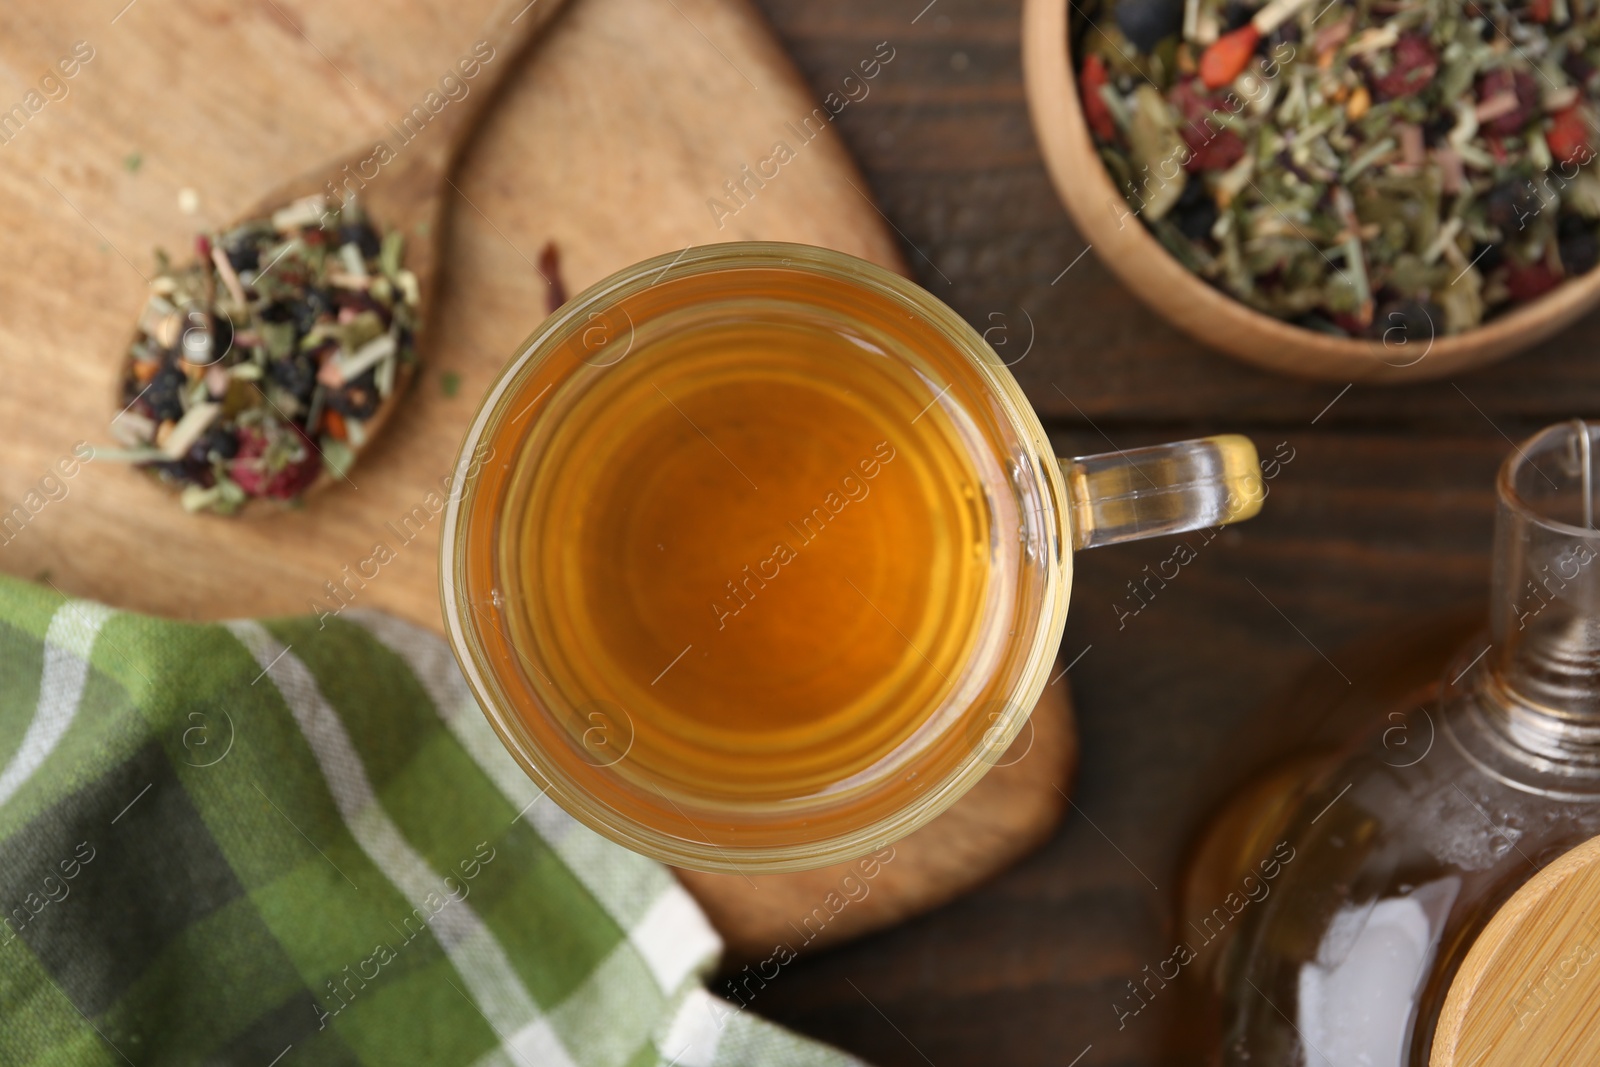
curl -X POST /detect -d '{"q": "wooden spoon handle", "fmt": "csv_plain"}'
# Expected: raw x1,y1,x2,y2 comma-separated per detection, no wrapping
403,0,573,174
318,0,573,294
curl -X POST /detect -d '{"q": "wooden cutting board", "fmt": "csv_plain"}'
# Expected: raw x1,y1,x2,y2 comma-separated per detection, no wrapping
0,0,1074,959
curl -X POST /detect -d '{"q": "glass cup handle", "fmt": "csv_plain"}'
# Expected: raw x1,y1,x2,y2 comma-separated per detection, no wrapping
1061,435,1264,550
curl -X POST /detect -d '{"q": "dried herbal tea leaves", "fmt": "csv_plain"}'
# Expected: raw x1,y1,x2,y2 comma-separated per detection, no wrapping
105,196,420,514
1077,0,1600,339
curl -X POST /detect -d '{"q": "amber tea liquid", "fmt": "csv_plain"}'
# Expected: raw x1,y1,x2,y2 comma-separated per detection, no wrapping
450,245,1263,870
505,309,995,804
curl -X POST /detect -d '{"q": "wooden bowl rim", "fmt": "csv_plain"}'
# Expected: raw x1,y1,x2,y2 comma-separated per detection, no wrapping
1020,0,1600,384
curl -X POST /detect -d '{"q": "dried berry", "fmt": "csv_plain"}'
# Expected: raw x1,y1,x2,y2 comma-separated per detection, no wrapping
538,241,568,314
331,289,380,315
290,288,333,337
1170,77,1247,169
1186,127,1246,171
1421,111,1455,148
224,238,259,274
1370,299,1441,342
1114,0,1186,52
269,353,318,402
149,457,213,488
328,370,381,420
145,364,187,422
230,426,322,501
1485,180,1545,235
1172,178,1220,240
1563,50,1595,90
1372,35,1438,100
340,221,382,258
1559,216,1600,274
1478,69,1541,137
203,428,240,460
1471,241,1505,275
1169,77,1223,125
1547,106,1593,167
1506,261,1562,302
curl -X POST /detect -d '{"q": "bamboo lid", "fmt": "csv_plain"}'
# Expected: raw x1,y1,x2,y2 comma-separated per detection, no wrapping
1431,834,1600,1066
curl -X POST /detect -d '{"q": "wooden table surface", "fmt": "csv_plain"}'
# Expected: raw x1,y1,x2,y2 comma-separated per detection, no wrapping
739,1,1594,1065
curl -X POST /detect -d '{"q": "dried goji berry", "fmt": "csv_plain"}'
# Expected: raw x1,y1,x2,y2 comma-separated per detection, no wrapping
1199,25,1260,89
1547,106,1593,167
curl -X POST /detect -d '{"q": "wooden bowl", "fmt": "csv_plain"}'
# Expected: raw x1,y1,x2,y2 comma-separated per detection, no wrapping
1020,0,1600,384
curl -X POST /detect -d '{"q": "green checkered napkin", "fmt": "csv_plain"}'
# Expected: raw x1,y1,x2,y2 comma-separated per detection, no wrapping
0,575,865,1067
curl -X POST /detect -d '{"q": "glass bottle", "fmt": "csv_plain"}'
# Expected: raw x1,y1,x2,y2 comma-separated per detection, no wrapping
1185,420,1600,1066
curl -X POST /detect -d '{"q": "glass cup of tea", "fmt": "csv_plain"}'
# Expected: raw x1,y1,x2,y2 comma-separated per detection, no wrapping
440,243,1262,873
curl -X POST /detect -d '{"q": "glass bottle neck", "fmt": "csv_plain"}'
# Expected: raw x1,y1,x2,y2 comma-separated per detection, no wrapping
1460,422,1600,790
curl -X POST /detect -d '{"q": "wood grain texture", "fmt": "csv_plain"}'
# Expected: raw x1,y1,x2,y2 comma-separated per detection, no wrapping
0,0,905,629
0,0,1075,981
1431,834,1600,1067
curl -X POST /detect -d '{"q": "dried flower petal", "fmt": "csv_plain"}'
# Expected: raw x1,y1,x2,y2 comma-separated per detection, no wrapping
1478,69,1541,137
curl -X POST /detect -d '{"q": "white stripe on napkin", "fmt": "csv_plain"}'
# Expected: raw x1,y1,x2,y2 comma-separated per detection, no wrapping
0,600,112,807
228,620,574,1067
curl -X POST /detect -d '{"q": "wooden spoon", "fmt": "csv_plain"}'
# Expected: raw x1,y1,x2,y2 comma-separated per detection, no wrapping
113,0,570,511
